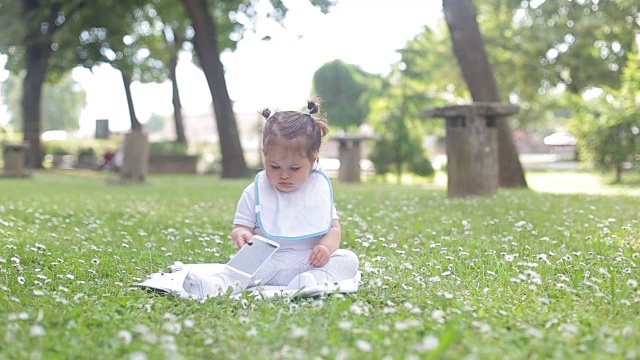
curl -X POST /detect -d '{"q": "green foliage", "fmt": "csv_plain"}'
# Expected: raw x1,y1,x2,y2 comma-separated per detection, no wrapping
398,27,467,104
0,0,336,175
0,0,116,80
144,113,166,133
42,139,121,158
506,0,637,95
366,42,446,182
47,145,72,156
406,1,640,133
460,0,639,101
568,52,640,183
488,0,640,129
0,173,639,358
0,73,20,127
77,147,96,158
0,2,21,45
1,72,86,131
409,154,435,177
43,74,86,131
312,60,381,130
368,108,434,181
367,136,393,175
0,127,19,143
149,140,188,155
69,1,157,76
365,33,456,173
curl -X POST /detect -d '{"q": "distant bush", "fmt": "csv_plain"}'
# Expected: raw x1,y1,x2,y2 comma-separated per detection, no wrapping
409,155,435,177
149,141,188,155
368,135,434,179
368,137,393,175
77,147,96,158
48,144,72,155
42,139,122,166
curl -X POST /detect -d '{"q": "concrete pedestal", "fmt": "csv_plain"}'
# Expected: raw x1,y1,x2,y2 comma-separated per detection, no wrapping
424,102,519,197
2,142,31,178
332,134,369,183
119,131,149,183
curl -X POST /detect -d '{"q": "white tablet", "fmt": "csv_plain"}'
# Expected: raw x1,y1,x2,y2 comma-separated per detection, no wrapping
225,235,279,277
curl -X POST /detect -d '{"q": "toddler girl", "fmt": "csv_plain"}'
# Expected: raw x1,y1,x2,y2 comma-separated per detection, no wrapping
183,100,359,297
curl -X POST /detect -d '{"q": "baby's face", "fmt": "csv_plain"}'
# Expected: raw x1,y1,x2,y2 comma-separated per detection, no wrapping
264,144,315,192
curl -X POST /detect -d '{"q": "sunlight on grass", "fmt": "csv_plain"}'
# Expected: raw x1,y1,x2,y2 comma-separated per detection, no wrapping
406,169,640,196
526,170,640,196
0,170,638,359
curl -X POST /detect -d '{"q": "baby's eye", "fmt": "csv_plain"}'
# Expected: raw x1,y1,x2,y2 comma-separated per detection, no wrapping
270,165,280,169
290,167,301,171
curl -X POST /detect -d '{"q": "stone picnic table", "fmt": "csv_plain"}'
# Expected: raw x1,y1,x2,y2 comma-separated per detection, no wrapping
424,102,519,197
330,133,373,183
1,141,31,178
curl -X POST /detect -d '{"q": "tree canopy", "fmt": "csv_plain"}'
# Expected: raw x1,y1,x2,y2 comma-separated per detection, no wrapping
312,59,380,131
569,49,640,183
401,0,640,130
0,0,336,173
1,72,85,131
2,0,636,175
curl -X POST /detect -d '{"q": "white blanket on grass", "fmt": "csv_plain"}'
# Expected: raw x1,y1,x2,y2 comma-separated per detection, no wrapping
136,262,361,300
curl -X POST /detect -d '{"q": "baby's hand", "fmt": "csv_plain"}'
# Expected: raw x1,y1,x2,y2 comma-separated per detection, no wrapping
233,230,253,248
308,245,330,268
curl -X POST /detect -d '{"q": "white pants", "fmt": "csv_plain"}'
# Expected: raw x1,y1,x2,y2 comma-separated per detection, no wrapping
253,248,359,286
183,249,359,298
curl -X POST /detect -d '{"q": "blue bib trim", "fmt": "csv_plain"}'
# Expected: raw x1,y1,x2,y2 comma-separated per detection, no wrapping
254,169,334,241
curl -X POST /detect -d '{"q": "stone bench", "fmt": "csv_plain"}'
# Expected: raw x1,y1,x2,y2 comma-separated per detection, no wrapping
331,134,372,183
148,154,199,174
424,102,519,197
2,142,31,178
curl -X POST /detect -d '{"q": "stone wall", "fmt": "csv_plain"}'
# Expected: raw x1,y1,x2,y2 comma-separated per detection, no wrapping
148,155,198,174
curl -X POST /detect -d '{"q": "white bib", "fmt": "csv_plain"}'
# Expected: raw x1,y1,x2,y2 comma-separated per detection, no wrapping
255,170,334,240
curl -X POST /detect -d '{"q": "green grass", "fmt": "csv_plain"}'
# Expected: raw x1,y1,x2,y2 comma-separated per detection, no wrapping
1,170,638,359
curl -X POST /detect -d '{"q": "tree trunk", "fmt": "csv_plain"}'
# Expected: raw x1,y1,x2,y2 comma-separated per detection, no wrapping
120,70,142,131
181,0,248,178
169,52,187,144
442,0,528,189
20,0,87,168
21,0,58,169
21,42,51,168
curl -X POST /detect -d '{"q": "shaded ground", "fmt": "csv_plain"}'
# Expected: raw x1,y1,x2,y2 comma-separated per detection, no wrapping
424,155,639,197
519,154,580,170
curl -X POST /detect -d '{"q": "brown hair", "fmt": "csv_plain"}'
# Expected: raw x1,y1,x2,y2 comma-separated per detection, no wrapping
260,99,329,159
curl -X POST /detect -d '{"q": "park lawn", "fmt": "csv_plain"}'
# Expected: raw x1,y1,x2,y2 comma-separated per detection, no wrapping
0,170,638,359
